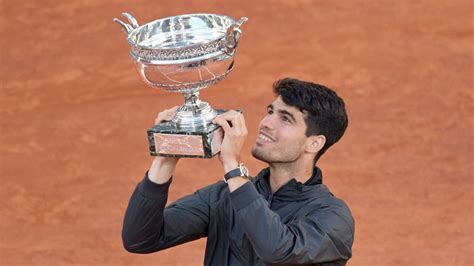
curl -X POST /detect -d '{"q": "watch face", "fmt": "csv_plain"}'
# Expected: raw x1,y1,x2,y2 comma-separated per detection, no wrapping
240,165,249,177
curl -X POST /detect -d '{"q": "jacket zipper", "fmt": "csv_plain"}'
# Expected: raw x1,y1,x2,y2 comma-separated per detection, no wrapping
267,194,273,208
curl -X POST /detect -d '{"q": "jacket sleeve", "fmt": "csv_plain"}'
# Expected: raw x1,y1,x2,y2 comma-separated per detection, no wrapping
229,182,354,264
122,172,210,253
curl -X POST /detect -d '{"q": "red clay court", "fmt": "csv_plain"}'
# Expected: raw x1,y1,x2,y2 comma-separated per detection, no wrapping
1,0,472,265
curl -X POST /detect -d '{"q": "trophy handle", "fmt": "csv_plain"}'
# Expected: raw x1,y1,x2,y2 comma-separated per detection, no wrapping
121,13,139,28
113,12,140,35
222,17,248,55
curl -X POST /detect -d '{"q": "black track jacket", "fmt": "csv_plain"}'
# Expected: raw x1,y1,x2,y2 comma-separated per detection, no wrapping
122,167,354,265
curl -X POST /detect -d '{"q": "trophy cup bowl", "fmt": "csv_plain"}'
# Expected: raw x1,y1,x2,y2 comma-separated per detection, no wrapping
114,13,248,157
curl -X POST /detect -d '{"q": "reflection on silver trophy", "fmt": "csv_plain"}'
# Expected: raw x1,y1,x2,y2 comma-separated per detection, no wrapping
114,13,248,158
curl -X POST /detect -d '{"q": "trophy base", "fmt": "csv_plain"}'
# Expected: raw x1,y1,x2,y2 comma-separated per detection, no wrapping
147,109,226,158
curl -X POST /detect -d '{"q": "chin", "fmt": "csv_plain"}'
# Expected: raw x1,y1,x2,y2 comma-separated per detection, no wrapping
251,146,271,163
252,145,302,164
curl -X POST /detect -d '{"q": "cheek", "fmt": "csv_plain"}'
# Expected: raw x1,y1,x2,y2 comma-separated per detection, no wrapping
279,127,307,145
282,127,308,144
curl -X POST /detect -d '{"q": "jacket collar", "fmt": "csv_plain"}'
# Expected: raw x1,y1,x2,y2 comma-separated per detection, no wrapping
253,167,327,201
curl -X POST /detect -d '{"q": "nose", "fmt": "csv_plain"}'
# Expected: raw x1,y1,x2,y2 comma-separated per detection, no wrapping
259,114,275,130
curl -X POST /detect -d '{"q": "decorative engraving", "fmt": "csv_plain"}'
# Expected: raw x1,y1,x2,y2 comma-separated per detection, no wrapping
139,67,233,91
131,41,223,61
154,133,204,156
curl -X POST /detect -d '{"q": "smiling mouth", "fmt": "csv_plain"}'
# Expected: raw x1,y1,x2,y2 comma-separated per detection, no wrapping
257,132,276,143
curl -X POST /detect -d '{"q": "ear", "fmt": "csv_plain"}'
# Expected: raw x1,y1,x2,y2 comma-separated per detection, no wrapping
305,135,326,154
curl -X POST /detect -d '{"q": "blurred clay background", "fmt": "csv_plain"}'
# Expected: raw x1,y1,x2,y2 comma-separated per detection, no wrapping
0,0,472,265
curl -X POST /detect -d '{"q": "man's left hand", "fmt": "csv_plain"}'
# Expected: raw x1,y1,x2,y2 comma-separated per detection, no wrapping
212,110,248,173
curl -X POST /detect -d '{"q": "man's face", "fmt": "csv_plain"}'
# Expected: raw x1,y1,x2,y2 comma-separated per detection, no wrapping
252,96,309,163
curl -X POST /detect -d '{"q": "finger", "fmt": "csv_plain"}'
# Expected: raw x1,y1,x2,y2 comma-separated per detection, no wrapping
164,105,179,116
231,114,243,134
220,111,246,134
236,113,248,135
155,114,171,124
212,117,232,133
155,106,180,124
215,110,239,120
165,106,180,118
155,117,165,125
169,105,179,112
215,110,241,128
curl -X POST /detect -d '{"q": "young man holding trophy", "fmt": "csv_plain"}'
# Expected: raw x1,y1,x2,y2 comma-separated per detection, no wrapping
116,13,354,266
122,78,354,265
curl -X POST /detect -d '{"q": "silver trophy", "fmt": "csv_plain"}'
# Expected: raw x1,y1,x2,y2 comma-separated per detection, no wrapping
114,13,247,158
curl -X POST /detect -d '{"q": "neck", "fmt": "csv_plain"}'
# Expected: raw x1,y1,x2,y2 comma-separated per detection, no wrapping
267,160,314,193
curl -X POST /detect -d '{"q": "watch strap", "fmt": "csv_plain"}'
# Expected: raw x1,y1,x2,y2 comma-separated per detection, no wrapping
224,163,249,183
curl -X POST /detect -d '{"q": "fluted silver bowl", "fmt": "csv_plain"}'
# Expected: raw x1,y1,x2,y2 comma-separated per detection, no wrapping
114,13,247,93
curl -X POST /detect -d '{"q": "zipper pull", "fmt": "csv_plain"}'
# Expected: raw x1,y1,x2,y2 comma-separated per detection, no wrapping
267,194,273,207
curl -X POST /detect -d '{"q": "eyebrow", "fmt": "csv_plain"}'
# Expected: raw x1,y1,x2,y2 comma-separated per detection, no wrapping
267,104,296,123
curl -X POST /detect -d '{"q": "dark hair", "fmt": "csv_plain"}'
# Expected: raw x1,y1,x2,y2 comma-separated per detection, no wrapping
273,78,348,163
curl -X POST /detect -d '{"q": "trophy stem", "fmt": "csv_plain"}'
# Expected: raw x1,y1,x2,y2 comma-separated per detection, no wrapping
183,92,202,108
172,91,218,130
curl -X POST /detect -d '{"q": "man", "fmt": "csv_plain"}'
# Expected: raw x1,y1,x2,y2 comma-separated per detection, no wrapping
122,78,355,265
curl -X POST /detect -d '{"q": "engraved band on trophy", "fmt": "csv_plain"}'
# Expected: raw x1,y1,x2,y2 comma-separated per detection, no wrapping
114,13,247,158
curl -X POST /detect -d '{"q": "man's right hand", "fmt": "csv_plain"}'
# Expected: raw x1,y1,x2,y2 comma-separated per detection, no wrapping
148,106,180,184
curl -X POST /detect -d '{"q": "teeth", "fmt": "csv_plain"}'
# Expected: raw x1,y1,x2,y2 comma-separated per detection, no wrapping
258,133,274,143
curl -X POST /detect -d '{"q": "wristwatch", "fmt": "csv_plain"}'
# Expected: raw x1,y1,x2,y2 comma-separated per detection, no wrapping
224,163,250,183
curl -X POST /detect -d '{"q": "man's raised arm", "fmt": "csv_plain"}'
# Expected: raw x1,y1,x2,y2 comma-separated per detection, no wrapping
121,106,210,253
